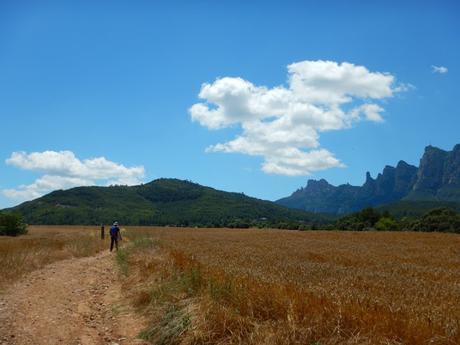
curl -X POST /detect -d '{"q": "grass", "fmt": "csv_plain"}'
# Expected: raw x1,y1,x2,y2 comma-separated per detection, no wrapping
117,227,460,345
114,231,158,276
116,248,130,276
139,304,191,345
0,225,107,289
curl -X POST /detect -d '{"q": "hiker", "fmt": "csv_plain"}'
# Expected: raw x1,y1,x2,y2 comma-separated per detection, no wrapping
100,223,105,239
109,222,122,252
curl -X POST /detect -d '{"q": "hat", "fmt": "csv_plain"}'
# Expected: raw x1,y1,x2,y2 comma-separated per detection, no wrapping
113,221,118,226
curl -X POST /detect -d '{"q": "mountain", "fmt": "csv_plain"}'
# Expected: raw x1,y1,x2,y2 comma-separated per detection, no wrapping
277,144,460,215
407,145,460,200
7,178,326,226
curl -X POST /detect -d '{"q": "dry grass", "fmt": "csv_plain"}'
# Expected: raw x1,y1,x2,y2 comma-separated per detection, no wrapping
119,227,460,345
0,225,108,290
2,226,459,344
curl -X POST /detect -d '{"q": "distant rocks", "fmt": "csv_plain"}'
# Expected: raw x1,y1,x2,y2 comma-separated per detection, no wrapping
277,144,460,214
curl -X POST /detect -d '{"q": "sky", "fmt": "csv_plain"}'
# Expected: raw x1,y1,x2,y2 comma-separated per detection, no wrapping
0,0,459,208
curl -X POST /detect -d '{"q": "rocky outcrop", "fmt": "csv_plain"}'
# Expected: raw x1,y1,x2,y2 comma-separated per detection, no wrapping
408,144,460,200
277,144,460,214
411,146,448,196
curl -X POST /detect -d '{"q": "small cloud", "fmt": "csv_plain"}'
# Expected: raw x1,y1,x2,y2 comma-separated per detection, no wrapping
351,104,385,123
432,65,448,74
3,150,145,203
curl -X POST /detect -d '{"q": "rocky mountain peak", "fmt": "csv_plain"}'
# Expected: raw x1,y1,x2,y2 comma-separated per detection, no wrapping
306,179,330,188
424,145,447,154
396,160,412,169
365,172,373,183
277,144,459,214
413,145,449,193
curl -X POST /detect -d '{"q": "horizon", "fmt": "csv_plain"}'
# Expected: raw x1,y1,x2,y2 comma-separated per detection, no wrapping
3,141,459,209
1,1,459,208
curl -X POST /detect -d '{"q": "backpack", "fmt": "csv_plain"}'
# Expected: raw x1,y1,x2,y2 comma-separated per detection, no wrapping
110,226,119,238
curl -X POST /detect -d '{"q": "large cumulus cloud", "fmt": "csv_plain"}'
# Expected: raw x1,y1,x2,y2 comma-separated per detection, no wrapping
190,60,406,176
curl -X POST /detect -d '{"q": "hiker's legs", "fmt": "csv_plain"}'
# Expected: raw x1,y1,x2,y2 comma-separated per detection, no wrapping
115,238,118,251
110,237,115,251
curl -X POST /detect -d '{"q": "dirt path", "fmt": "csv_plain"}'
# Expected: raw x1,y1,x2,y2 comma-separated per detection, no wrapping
0,250,149,345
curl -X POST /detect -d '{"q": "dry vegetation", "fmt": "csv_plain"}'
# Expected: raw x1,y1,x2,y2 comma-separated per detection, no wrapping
119,227,460,345
1,226,459,344
0,225,107,290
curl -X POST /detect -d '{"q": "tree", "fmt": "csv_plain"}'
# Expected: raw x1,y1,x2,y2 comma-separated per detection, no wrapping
336,207,383,231
375,217,397,231
410,208,460,233
0,212,28,236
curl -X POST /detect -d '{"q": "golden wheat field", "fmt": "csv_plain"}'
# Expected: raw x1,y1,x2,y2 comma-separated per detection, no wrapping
1,226,460,345
119,227,460,345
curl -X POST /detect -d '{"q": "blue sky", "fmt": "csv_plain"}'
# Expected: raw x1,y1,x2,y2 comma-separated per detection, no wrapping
0,0,459,208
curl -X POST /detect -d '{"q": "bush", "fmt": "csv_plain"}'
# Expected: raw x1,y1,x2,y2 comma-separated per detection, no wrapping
336,207,382,231
0,212,27,236
375,217,398,231
410,208,460,233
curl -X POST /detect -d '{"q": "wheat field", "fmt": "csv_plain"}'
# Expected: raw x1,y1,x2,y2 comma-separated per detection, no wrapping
120,227,460,345
1,226,459,344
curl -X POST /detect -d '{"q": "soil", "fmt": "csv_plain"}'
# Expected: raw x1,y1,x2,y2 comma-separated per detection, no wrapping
0,251,149,345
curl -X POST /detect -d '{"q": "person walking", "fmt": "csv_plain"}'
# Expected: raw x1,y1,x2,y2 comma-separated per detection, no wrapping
109,221,122,252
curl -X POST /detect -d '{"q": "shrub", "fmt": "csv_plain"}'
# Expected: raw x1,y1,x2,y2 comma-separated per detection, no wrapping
375,217,397,231
410,207,460,233
336,207,382,230
0,212,27,236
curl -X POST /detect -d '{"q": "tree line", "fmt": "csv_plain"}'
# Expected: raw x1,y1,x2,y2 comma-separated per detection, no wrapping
2,206,459,237
332,207,460,233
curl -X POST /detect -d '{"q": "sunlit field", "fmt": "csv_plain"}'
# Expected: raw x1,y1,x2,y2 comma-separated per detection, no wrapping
0,225,106,289
119,227,460,345
1,226,459,344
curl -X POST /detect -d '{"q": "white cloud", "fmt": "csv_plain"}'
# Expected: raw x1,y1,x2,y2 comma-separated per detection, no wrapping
2,175,92,201
432,65,448,74
350,103,385,123
3,150,145,202
190,60,405,175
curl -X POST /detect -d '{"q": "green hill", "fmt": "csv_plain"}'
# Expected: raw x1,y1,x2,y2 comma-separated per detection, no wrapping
7,178,327,227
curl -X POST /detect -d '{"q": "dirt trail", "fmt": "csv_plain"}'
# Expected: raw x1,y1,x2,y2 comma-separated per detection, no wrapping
0,250,149,345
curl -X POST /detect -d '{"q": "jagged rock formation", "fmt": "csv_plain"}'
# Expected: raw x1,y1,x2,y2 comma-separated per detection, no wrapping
408,144,460,200
277,144,460,214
